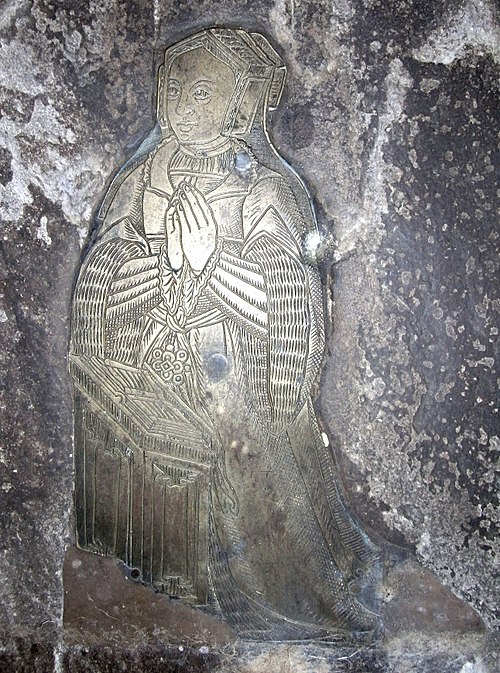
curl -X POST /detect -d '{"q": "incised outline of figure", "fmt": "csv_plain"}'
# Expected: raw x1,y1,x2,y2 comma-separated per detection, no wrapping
69,27,379,641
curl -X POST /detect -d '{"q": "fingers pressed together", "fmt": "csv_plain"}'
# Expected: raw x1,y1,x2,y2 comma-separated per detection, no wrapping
170,182,213,233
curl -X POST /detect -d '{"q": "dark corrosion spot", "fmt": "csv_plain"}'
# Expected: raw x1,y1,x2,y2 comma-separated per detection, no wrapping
205,353,230,382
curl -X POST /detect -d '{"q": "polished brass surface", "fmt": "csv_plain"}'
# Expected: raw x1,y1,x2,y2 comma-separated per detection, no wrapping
70,27,379,641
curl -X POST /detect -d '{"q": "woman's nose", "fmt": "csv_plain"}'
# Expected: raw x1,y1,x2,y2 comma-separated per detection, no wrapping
176,94,194,117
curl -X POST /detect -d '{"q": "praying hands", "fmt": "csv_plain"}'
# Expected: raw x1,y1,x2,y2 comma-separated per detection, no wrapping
165,183,218,275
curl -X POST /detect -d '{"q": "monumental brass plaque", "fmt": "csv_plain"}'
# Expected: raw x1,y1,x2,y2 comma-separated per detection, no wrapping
69,27,379,642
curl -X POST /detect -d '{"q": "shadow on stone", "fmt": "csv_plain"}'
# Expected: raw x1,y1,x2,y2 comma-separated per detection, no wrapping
63,546,237,649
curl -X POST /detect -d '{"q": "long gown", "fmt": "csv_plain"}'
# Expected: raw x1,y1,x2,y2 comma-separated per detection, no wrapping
69,133,379,640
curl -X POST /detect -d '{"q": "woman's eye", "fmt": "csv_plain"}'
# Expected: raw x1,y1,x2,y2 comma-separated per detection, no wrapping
167,83,180,99
193,87,211,101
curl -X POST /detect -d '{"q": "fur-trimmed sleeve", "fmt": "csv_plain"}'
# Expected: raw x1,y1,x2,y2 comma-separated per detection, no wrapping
227,174,324,435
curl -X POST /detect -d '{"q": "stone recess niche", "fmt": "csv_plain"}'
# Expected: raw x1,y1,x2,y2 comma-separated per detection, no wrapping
0,1,498,672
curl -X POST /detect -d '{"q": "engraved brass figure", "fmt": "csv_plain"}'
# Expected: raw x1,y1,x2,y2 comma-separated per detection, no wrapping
70,28,379,640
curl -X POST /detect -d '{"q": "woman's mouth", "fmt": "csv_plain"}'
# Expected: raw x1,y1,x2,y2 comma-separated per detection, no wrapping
177,122,195,133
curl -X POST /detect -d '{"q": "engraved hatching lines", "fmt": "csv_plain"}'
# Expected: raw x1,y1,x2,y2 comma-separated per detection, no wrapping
184,307,225,331
230,322,272,426
209,28,269,74
169,169,226,180
103,261,168,358
202,245,270,331
187,329,205,400
272,176,308,243
109,279,159,305
152,462,197,492
218,252,266,287
208,508,337,639
242,176,305,248
192,480,200,593
107,288,160,325
206,190,249,206
72,26,380,626
210,267,267,312
245,237,309,433
289,420,363,579
181,241,224,320
74,176,326,488
306,403,379,567
112,255,159,279
127,167,146,234
169,146,236,175
242,208,302,263
302,269,324,394
159,251,183,317
70,358,211,461
84,424,203,599
263,430,377,630
110,265,158,293
137,316,162,363
246,175,326,404
168,146,236,193
81,408,133,558
99,160,146,237
106,318,142,365
72,240,144,358
106,259,162,328
220,180,319,431
204,283,268,338
107,286,159,317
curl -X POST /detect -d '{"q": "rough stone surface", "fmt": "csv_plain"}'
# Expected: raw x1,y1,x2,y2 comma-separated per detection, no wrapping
0,0,498,671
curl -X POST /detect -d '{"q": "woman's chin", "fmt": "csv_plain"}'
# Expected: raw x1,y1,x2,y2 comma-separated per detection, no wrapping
176,130,193,143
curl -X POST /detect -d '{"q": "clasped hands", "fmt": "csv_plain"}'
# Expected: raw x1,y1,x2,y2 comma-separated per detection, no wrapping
164,182,218,275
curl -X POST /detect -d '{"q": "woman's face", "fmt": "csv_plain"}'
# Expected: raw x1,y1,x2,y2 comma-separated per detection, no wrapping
166,47,236,148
